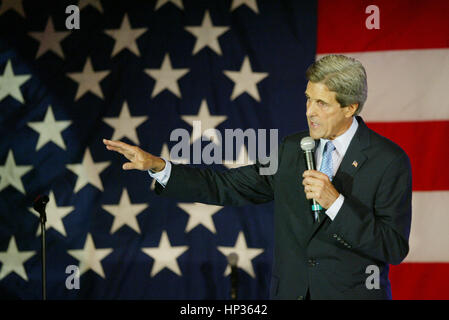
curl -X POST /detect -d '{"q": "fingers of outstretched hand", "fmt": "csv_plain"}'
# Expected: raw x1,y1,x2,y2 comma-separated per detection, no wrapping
103,139,134,152
122,162,136,170
105,145,130,159
103,139,147,171
103,139,136,156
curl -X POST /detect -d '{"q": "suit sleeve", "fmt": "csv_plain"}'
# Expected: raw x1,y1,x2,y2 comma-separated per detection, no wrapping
327,152,412,265
153,140,284,206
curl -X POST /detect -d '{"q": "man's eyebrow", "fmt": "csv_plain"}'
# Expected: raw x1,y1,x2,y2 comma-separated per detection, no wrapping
305,93,328,103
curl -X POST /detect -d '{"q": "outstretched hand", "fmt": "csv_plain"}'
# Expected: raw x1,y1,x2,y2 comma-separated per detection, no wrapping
103,139,166,172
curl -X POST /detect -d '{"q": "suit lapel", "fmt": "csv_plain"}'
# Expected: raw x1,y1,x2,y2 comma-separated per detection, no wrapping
332,116,370,195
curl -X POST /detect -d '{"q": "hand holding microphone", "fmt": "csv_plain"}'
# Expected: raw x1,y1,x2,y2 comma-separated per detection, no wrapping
300,137,340,220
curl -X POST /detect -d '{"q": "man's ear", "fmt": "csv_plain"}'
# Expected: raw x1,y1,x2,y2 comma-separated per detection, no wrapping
346,103,358,117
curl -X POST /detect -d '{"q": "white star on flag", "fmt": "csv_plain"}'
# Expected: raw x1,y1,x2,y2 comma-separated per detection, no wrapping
103,101,148,145
102,188,148,234
217,231,264,278
177,202,223,233
145,53,189,98
29,191,74,237
27,105,72,151
66,57,110,101
0,59,31,104
224,56,268,102
66,148,110,193
104,14,147,57
231,0,259,14
78,0,103,13
141,231,188,277
0,0,25,17
181,99,227,144
28,17,70,59
0,237,35,281
0,150,32,194
155,0,184,10
223,143,255,169
67,233,113,278
185,10,230,55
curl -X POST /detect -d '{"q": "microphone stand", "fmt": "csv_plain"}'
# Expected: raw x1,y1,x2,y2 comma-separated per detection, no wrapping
34,195,49,301
40,212,47,300
227,253,239,300
230,265,238,300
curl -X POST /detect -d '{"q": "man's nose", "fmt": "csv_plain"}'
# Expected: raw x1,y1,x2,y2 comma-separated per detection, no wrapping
306,101,317,118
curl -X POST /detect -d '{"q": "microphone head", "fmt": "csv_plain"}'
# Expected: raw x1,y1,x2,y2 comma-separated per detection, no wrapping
33,194,49,214
300,136,315,152
227,253,239,267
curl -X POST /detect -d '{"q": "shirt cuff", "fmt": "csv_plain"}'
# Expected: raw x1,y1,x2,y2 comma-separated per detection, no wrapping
324,194,344,221
147,158,171,188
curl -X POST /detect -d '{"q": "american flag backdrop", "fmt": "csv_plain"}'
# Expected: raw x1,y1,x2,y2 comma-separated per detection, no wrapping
0,0,447,300
0,0,315,299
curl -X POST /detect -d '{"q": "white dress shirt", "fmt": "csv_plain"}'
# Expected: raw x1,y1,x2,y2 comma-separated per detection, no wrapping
149,117,359,220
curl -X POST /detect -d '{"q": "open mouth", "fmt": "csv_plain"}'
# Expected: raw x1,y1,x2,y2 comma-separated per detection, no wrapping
310,120,319,128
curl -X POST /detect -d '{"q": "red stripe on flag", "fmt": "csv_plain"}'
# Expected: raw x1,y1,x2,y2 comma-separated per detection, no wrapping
317,0,449,53
390,263,449,300
366,121,449,191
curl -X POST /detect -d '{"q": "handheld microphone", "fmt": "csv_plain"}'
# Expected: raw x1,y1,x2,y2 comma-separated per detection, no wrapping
227,253,239,300
300,137,322,222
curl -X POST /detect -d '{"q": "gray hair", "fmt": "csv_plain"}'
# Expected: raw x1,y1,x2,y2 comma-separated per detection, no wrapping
305,54,367,115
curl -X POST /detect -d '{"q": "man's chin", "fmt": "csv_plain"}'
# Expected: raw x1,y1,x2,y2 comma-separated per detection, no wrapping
308,130,320,140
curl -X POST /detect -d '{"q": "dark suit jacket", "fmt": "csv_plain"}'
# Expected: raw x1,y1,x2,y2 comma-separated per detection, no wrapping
155,116,412,300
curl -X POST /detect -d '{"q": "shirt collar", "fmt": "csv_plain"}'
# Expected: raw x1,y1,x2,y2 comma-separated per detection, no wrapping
319,116,358,157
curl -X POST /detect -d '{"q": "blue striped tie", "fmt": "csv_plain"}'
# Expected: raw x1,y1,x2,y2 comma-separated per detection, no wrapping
320,141,335,181
313,141,335,221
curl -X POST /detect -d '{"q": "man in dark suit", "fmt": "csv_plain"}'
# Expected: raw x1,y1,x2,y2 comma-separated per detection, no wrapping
103,55,412,300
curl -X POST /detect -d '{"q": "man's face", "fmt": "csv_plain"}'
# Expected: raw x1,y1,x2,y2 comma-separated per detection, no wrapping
305,81,354,140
